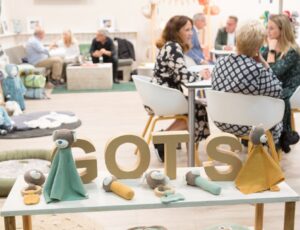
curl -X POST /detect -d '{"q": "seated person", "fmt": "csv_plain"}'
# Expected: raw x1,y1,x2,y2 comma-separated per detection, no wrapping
211,20,283,145
25,27,63,85
90,29,119,83
153,15,211,162
53,29,80,63
262,14,300,153
214,16,238,51
186,13,210,64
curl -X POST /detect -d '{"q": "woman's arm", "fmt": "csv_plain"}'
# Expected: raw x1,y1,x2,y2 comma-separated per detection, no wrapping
167,42,198,83
269,49,299,80
258,67,282,98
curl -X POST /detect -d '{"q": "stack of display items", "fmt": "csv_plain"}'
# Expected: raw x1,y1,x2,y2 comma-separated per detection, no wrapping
18,64,47,99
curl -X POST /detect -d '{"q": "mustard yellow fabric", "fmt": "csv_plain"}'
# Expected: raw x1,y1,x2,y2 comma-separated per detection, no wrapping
235,145,285,194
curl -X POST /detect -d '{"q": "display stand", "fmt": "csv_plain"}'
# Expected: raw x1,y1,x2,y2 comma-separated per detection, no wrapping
1,167,299,230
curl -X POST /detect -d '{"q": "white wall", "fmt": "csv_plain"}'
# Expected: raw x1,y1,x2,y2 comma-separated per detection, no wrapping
2,0,295,62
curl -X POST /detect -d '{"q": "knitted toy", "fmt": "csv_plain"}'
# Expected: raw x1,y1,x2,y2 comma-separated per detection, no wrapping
21,169,45,205
2,64,26,110
0,106,14,135
43,129,88,203
235,125,285,194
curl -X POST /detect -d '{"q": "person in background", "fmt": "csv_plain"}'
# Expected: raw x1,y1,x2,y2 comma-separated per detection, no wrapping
90,29,119,83
212,20,283,146
152,15,211,162
186,13,210,64
214,16,238,51
25,27,63,85
262,14,300,153
57,29,80,63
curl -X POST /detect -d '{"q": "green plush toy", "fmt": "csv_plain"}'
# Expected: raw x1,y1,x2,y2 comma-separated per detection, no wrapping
43,129,88,203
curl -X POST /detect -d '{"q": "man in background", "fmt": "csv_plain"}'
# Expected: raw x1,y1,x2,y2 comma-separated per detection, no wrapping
90,29,119,83
25,27,63,85
214,16,238,50
187,13,210,65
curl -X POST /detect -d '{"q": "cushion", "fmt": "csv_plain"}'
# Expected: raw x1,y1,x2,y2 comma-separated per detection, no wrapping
0,149,51,197
119,58,133,67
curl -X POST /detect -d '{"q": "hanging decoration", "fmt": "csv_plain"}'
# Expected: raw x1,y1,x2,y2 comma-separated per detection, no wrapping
203,4,220,16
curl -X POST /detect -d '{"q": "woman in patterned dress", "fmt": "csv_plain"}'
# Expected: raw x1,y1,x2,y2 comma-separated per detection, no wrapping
262,14,300,153
211,20,283,146
152,15,210,162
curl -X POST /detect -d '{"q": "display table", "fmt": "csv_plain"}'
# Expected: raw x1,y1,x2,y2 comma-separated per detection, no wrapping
66,63,113,90
1,167,299,230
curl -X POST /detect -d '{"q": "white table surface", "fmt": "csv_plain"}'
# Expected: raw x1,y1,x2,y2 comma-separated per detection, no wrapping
210,49,235,56
183,80,212,89
188,65,214,73
1,167,299,217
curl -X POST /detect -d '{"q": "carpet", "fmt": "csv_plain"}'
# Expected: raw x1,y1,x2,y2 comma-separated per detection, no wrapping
0,111,81,139
52,82,136,94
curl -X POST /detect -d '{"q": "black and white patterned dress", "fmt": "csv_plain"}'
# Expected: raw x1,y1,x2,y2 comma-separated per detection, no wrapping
152,41,210,142
211,54,283,143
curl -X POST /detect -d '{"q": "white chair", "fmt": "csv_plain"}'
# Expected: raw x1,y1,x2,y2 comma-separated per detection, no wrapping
132,75,201,165
290,86,300,131
205,89,285,163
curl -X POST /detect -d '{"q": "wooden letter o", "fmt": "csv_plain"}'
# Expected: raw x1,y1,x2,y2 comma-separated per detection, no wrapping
105,134,150,179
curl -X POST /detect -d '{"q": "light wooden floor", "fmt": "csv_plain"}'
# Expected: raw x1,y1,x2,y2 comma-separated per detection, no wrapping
0,91,299,230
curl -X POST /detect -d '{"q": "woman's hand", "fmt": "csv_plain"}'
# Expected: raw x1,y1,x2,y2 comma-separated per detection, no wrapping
267,38,278,50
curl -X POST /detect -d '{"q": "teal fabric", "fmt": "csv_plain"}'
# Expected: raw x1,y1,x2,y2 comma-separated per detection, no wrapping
43,148,87,203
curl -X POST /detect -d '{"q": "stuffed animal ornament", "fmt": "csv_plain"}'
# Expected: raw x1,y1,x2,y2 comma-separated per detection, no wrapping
2,64,26,110
235,125,285,194
43,129,88,203
22,169,46,205
0,106,14,135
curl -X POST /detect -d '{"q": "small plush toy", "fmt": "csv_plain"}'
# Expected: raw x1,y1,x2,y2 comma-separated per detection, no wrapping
0,106,14,135
145,170,169,189
22,169,45,205
2,64,26,110
5,101,23,116
145,170,184,203
103,175,135,200
43,129,88,203
235,125,285,194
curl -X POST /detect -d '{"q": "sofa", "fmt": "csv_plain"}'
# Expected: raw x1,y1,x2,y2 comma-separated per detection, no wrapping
5,44,134,82
4,45,49,77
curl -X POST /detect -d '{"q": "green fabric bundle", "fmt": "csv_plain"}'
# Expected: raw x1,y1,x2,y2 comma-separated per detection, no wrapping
43,148,88,203
24,74,46,88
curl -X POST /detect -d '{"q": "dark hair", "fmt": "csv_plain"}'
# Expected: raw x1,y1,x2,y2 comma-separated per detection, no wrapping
229,16,238,23
156,15,193,52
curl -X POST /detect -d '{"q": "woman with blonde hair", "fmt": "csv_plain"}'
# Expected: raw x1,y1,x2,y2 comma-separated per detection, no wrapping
152,15,210,162
212,20,282,146
57,29,80,63
262,14,300,152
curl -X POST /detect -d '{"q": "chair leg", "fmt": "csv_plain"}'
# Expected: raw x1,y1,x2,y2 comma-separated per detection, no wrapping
265,131,280,163
194,143,201,166
134,115,153,155
290,110,295,131
146,118,160,146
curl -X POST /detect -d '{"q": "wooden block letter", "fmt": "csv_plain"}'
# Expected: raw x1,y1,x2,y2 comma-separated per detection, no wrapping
105,134,150,179
204,133,242,181
152,131,189,179
51,139,98,183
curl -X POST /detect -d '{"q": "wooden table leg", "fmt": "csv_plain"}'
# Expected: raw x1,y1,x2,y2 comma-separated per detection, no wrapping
255,203,264,230
4,216,16,230
284,202,296,230
22,215,32,230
